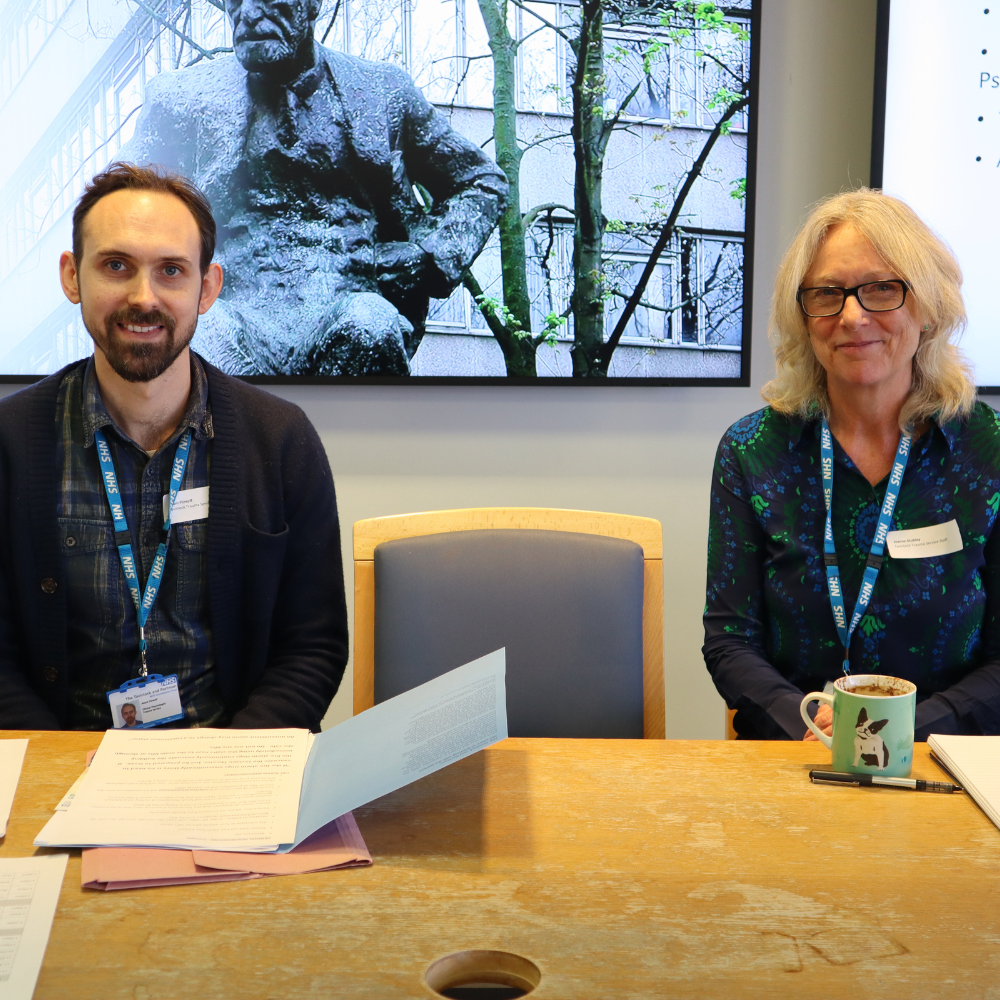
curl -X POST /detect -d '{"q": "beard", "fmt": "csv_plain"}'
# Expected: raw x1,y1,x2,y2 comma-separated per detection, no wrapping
88,306,196,383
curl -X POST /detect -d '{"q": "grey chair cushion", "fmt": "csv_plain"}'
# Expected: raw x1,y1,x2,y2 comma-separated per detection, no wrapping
374,528,644,738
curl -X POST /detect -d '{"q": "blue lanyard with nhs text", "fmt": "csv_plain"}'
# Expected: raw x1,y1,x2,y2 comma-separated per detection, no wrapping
820,417,911,675
93,427,192,678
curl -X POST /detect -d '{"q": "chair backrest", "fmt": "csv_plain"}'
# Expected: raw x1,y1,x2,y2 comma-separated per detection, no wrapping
354,508,665,738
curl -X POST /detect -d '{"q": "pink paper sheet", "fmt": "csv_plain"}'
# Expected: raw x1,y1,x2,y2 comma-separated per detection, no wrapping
82,813,371,891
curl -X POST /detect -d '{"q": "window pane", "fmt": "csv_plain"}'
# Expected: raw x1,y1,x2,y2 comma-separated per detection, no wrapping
604,31,670,120
348,0,404,64
525,219,571,332
463,0,494,108
699,20,750,129
519,2,559,113
409,0,461,104
316,0,347,51
678,236,699,342
700,239,743,346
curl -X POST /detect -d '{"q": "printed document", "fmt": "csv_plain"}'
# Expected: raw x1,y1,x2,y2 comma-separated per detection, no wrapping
0,854,69,1000
35,649,507,852
293,648,508,845
36,729,310,851
0,739,28,836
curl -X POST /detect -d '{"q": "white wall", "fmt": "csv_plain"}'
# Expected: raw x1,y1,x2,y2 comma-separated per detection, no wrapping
0,0,881,737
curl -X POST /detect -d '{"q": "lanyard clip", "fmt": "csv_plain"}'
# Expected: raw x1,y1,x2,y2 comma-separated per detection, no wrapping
139,626,148,679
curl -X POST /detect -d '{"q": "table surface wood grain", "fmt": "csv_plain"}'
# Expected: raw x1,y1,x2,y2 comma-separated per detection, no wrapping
2,732,998,999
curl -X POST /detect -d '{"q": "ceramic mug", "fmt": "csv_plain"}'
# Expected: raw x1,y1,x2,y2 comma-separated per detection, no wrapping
800,674,917,778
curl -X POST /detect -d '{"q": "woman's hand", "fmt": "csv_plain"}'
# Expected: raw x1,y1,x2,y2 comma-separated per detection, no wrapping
803,703,833,741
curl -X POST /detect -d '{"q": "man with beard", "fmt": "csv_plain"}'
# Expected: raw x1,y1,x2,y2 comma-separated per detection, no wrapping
119,0,506,376
0,163,348,730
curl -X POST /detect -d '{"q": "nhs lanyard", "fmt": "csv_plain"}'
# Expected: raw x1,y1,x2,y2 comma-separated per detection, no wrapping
94,427,192,677
820,417,911,675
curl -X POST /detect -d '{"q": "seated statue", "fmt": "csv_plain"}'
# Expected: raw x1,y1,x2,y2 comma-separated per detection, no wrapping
120,0,507,376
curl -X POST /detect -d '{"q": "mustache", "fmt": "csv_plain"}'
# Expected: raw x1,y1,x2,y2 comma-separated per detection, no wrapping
236,14,293,44
107,307,176,335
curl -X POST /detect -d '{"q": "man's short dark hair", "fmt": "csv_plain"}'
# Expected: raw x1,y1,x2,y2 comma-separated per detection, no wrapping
72,162,216,273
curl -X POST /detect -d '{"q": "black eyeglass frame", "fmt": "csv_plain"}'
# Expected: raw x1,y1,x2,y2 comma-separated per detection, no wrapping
796,279,910,318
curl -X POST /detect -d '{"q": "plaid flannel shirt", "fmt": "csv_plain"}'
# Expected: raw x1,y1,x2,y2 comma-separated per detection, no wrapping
55,355,224,729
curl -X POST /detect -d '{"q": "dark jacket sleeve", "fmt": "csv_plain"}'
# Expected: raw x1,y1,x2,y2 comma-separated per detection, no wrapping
0,379,64,729
0,550,60,729
385,63,507,292
216,384,348,731
702,435,810,740
914,511,1000,738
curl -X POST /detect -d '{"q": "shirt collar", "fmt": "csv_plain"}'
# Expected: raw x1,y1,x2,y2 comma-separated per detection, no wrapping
788,410,959,453
82,353,214,450
790,415,820,451
934,413,960,452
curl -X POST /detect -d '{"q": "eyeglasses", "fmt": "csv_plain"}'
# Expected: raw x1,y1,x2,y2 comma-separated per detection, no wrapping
796,280,909,318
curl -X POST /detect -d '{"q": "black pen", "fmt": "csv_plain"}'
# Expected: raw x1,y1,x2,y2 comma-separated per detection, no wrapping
809,769,962,793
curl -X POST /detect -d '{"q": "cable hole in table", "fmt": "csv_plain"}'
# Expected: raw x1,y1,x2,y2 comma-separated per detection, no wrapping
426,950,541,999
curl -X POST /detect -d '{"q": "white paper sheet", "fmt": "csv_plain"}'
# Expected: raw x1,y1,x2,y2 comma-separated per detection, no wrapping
0,853,69,1000
0,739,28,837
886,519,964,559
290,648,507,848
35,729,309,851
928,735,1000,831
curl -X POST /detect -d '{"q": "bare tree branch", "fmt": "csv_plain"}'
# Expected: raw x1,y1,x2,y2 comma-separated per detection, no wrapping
509,0,572,42
518,130,574,154
601,75,645,141
522,202,574,231
599,92,749,364
321,0,341,45
128,0,229,61
442,52,494,111
700,48,743,83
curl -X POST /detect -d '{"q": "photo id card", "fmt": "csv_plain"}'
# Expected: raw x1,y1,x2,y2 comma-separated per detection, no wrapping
107,674,184,729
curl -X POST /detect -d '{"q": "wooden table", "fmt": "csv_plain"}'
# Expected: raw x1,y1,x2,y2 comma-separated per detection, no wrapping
3,732,999,999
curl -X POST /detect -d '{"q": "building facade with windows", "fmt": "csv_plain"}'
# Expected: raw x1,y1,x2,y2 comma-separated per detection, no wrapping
0,0,751,378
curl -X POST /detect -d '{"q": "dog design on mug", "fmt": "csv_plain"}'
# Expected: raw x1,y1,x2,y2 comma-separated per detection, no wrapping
853,708,890,770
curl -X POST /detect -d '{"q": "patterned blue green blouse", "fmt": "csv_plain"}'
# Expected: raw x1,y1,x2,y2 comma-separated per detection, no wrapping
704,403,1000,740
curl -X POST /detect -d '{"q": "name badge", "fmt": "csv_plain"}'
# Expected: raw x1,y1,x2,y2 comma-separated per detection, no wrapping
886,519,963,559
163,486,209,524
107,674,184,729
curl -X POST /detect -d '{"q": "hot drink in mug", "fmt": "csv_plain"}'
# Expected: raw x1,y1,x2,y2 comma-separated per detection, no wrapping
800,674,916,778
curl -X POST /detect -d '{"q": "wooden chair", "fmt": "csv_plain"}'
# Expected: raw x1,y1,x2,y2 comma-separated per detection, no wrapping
725,708,738,740
353,507,665,738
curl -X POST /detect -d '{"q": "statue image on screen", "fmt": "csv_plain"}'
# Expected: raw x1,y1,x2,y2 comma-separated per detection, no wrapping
120,0,508,376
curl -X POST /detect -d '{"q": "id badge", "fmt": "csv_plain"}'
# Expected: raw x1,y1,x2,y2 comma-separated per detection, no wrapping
107,674,184,729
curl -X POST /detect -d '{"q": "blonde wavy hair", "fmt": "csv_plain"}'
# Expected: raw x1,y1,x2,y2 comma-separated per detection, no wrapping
761,188,975,429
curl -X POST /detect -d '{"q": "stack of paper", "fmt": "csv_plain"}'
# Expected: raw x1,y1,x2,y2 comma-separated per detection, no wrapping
0,739,28,836
35,650,507,853
928,734,1000,830
0,854,68,1000
82,812,370,890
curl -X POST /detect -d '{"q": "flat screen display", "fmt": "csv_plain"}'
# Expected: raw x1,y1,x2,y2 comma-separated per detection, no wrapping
0,0,756,383
875,0,1000,390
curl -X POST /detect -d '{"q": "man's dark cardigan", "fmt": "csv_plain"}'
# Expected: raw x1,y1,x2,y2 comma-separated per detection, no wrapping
0,357,348,730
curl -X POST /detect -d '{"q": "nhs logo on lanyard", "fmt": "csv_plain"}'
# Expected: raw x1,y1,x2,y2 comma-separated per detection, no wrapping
819,417,913,669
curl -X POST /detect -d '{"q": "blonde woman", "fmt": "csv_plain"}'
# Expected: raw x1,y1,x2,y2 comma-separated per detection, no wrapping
704,189,1000,740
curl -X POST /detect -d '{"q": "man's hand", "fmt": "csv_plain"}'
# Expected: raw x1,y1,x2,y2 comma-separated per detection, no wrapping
803,703,833,741
377,242,432,297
